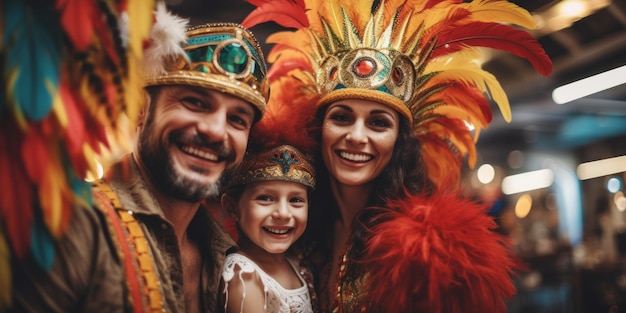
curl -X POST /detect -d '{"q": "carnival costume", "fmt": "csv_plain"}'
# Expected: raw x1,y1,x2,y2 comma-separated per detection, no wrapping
242,0,552,312
1,2,270,312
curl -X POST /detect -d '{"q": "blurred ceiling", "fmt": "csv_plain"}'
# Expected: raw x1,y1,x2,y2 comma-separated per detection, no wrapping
168,0,626,164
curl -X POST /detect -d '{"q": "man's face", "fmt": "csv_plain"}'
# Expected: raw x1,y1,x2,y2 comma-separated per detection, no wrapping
138,85,255,202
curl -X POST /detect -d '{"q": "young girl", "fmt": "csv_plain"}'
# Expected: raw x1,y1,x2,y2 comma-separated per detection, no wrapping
217,75,319,313
219,144,315,313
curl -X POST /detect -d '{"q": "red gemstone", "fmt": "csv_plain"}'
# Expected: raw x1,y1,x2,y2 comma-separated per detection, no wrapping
355,59,375,76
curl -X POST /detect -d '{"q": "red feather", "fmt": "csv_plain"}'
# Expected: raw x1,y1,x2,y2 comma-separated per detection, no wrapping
91,4,120,66
21,125,50,187
250,73,319,155
434,21,552,76
267,46,313,81
0,122,34,258
362,191,520,313
435,83,493,124
242,0,309,29
60,81,88,176
417,132,463,190
56,0,96,51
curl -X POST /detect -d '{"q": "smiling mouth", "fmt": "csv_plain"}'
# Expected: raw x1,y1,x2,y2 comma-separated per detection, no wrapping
263,227,292,235
180,145,219,161
338,151,373,162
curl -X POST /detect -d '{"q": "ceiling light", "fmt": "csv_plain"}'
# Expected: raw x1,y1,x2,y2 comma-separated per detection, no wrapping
502,169,554,195
577,155,626,180
552,64,626,104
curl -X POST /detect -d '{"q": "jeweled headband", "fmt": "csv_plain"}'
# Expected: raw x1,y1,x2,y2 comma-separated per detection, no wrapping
227,145,315,189
145,22,269,116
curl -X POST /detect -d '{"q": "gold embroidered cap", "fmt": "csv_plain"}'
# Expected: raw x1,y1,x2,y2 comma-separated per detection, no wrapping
227,145,315,189
145,20,269,117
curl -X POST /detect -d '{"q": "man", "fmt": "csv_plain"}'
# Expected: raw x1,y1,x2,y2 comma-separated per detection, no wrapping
11,6,269,313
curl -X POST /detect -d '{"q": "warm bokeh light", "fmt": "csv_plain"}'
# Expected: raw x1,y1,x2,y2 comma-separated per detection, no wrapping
515,194,533,218
84,160,104,182
507,150,525,169
577,155,626,180
502,169,554,195
552,65,626,104
477,164,495,184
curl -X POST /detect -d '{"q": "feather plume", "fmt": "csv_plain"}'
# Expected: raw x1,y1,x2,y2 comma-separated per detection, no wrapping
250,72,319,155
434,22,552,76
362,191,519,313
143,2,188,78
242,0,309,29
0,122,33,259
463,0,537,30
3,0,62,122
1,1,155,307
56,0,97,51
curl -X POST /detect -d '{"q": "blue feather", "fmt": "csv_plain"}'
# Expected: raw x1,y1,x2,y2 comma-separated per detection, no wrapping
2,0,62,121
65,155,93,206
30,216,55,271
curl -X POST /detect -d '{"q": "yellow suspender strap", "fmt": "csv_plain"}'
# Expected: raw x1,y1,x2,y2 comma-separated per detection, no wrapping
92,179,164,313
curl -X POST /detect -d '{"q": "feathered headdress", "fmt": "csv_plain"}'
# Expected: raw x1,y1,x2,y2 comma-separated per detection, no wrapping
0,0,154,309
242,0,552,189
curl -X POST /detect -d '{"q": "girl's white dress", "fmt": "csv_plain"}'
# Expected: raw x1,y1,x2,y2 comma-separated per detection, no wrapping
222,253,313,313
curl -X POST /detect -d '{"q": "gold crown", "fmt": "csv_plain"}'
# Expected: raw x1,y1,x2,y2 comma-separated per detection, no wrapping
227,145,315,189
146,23,269,116
316,46,415,121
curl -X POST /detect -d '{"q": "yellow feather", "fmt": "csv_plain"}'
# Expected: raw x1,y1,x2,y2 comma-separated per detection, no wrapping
121,0,154,127
39,144,66,237
317,0,344,38
426,51,511,121
304,0,324,34
462,0,537,30
0,230,11,310
50,82,68,128
340,0,373,31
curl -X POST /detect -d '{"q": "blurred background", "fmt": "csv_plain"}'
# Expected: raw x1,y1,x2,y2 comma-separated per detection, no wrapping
166,0,626,312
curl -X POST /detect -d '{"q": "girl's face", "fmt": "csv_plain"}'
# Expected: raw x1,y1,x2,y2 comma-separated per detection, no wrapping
232,181,309,255
321,98,399,187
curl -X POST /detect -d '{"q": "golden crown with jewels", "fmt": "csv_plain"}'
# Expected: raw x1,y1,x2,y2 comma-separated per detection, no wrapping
144,8,269,117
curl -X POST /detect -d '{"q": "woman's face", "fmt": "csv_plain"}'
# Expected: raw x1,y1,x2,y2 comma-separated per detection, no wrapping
321,98,399,187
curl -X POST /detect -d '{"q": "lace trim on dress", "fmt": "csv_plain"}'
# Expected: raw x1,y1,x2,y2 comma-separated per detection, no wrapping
222,253,313,313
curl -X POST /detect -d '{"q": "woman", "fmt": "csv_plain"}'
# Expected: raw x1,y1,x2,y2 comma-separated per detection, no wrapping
243,0,552,312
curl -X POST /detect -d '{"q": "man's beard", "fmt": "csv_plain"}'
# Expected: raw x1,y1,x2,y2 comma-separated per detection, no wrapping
137,111,230,202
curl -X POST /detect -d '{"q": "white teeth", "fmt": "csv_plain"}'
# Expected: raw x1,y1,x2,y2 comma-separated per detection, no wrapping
265,227,289,234
181,145,218,161
339,151,372,162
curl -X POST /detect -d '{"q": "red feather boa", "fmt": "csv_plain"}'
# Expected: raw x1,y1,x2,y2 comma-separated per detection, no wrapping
361,191,520,313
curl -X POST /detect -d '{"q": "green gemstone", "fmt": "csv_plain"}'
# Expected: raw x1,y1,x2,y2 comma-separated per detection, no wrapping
187,46,214,63
219,43,248,74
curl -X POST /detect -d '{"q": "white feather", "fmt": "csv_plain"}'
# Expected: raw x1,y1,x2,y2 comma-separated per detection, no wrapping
143,2,189,77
